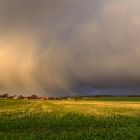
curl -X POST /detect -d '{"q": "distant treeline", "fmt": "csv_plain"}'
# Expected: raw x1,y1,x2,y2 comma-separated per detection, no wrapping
0,93,76,100
0,93,140,100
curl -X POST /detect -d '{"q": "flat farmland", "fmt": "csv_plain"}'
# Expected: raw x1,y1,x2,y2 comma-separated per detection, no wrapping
0,97,140,140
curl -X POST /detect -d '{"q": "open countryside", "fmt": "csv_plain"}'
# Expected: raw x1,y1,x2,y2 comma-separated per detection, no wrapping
0,97,140,140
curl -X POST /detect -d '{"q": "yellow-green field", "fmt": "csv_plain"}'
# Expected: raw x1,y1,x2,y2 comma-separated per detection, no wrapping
0,97,140,140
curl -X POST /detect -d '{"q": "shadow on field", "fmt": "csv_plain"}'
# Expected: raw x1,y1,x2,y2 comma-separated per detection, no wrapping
0,111,140,140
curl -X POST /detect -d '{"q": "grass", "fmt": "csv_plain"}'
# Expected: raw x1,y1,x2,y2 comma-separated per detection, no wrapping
0,97,140,140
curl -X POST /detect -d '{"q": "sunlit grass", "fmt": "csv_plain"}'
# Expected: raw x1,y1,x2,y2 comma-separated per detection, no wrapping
0,97,140,140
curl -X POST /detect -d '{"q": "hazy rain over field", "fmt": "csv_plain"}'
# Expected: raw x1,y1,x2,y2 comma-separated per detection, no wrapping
0,0,140,96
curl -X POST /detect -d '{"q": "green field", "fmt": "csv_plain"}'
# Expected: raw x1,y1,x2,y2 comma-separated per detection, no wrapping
0,97,140,140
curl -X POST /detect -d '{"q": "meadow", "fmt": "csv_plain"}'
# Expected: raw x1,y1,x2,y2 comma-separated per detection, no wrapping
0,97,140,140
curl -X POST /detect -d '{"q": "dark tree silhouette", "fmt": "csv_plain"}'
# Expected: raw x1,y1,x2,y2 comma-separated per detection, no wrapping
30,95,38,99
19,95,24,99
1,93,9,98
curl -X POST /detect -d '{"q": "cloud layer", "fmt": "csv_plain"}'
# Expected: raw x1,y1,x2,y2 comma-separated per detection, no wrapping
0,0,140,95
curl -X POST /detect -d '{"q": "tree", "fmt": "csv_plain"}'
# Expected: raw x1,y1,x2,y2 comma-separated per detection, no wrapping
19,95,24,99
1,93,9,98
30,95,38,99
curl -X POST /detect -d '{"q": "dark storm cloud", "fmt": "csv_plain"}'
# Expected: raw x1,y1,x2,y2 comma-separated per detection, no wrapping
0,0,140,95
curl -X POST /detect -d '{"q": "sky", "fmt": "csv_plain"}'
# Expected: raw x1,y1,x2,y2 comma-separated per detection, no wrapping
0,0,140,96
